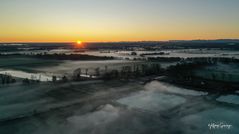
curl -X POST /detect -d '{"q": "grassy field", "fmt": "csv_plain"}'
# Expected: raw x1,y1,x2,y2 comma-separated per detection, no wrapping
0,55,62,73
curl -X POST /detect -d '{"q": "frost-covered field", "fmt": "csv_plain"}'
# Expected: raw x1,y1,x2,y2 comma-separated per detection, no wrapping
0,80,238,134
0,56,173,78
5,48,239,59
1,50,239,134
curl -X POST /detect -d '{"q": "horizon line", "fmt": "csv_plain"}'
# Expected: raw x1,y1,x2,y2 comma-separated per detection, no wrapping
1,38,239,44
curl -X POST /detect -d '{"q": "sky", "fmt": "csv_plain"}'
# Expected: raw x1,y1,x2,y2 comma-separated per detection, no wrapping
0,0,239,42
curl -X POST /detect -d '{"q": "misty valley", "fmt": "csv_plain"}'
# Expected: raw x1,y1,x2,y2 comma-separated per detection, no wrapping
0,41,239,134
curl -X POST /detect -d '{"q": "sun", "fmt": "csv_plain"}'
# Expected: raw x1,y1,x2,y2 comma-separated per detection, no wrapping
77,41,82,45
75,40,84,48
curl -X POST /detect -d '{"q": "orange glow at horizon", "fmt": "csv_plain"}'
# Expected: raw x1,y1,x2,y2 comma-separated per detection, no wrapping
74,40,84,48
1,1,239,42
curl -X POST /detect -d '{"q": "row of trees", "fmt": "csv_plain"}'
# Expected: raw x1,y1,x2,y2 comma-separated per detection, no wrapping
165,58,238,83
69,63,164,81
34,53,114,61
166,61,212,81
102,64,164,80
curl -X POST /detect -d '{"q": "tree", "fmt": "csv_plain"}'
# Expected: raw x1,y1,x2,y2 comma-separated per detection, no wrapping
73,68,82,80
95,67,100,76
102,70,119,80
62,76,68,82
105,65,108,73
52,75,57,82
85,69,88,76
141,64,148,75
22,78,30,84
134,65,140,77
121,66,132,79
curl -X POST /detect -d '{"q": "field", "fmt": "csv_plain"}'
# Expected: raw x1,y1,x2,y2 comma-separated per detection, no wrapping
0,54,175,80
0,48,239,134
0,80,238,134
0,55,62,73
